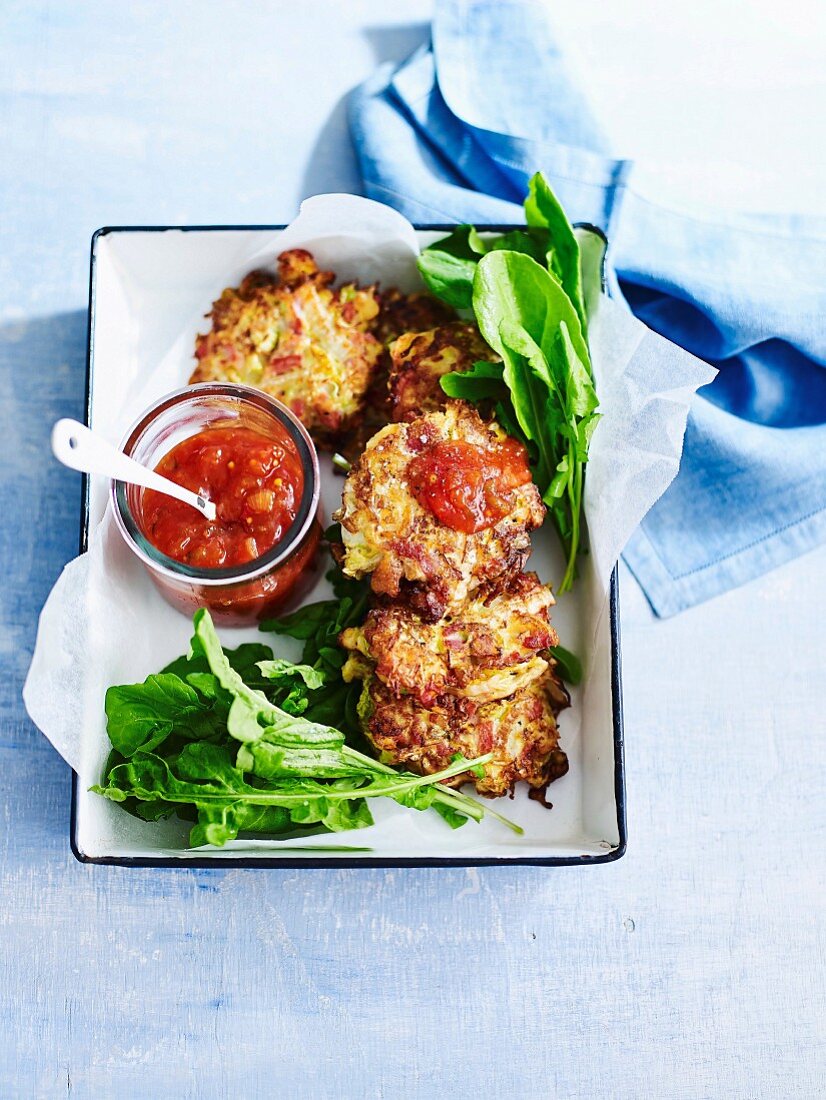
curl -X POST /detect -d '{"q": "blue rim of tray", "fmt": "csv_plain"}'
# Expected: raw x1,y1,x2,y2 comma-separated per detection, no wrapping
70,223,626,869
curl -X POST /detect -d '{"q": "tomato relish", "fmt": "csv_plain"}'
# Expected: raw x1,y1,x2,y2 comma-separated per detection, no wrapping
408,437,532,534
141,426,304,569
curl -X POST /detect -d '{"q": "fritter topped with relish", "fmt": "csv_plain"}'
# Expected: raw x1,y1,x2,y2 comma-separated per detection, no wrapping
190,249,383,441
388,322,494,423
333,402,545,620
358,667,569,798
340,572,557,707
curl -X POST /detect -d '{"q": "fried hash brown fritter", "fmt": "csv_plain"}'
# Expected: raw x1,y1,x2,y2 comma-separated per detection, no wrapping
333,402,545,619
359,667,569,797
371,288,457,347
340,572,557,707
333,290,460,462
388,322,494,423
190,249,383,440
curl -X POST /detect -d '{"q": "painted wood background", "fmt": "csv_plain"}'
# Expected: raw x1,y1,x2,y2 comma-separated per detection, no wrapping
1,2,823,1096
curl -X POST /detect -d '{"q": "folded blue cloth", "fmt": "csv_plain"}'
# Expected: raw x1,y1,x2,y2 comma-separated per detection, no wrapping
349,0,826,616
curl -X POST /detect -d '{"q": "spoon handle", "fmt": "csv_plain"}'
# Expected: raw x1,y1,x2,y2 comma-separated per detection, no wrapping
51,419,217,522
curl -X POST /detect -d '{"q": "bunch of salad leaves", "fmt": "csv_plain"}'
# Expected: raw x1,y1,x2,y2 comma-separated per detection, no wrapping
93,606,521,848
418,172,605,592
259,561,370,744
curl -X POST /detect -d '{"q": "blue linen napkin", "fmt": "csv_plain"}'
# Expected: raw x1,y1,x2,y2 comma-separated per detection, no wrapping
348,0,826,616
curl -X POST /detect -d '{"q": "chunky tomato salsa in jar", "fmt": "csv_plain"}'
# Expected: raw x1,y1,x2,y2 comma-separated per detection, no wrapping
112,383,322,625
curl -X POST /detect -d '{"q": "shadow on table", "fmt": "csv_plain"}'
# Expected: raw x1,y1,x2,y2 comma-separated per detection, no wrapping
0,310,88,851
300,22,429,201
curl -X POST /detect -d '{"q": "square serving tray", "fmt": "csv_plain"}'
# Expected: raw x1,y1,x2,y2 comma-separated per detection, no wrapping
72,224,626,868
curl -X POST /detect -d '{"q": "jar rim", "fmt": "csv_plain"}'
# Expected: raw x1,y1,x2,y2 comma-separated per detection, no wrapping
111,382,321,586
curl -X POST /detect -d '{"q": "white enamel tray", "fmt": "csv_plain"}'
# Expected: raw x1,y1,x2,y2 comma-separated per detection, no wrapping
72,225,626,867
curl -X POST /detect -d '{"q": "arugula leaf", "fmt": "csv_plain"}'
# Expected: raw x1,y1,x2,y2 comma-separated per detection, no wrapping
493,319,565,491
260,565,371,739
418,222,558,312
288,784,375,832
491,398,523,442
133,799,179,823
261,600,335,641
524,171,587,334
253,658,326,716
234,739,365,780
417,224,487,308
173,741,236,780
189,803,295,848
327,562,371,604
548,322,600,589
439,359,507,402
474,249,590,371
183,672,227,702
104,674,221,758
470,249,598,591
487,226,551,265
450,752,486,780
556,320,599,422
163,641,273,683
575,224,607,322
551,645,583,686
431,801,469,829
256,660,325,690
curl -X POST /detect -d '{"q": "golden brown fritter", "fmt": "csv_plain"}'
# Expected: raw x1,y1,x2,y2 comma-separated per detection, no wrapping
371,288,457,347
337,291,461,462
358,667,569,797
340,572,557,707
333,402,545,619
388,322,495,423
190,249,383,441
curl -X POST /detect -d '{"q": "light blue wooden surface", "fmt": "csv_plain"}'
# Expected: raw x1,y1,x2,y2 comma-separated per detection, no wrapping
2,3,824,1096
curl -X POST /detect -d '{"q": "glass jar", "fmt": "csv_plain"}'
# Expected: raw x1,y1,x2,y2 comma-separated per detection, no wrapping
112,382,322,626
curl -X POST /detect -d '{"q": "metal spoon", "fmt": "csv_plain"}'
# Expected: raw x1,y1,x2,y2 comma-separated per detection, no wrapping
51,418,217,522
